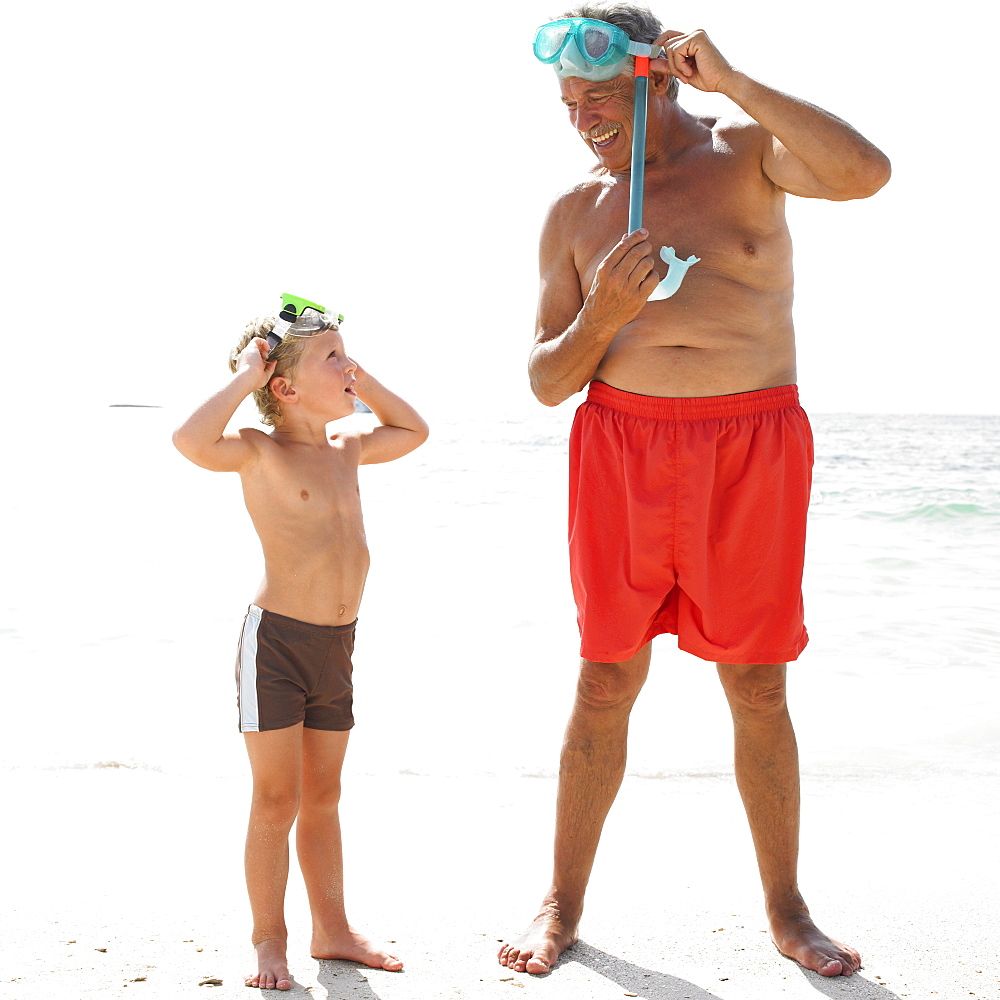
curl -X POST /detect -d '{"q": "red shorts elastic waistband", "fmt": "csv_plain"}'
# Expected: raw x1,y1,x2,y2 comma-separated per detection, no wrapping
585,382,801,421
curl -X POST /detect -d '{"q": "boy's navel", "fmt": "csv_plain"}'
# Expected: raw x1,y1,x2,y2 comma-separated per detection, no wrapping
300,490,309,500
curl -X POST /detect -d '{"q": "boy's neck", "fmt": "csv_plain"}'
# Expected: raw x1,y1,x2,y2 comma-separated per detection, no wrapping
270,413,338,446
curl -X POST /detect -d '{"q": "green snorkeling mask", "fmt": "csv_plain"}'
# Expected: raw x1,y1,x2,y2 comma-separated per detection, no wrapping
533,18,660,81
266,293,345,351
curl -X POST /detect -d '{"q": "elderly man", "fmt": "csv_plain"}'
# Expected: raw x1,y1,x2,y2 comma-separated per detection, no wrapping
498,1,889,980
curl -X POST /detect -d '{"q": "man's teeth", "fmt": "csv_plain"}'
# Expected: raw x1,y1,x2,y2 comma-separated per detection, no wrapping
593,128,619,143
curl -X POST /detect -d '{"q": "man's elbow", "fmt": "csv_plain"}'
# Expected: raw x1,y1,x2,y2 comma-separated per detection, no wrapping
530,375,571,408
838,150,892,200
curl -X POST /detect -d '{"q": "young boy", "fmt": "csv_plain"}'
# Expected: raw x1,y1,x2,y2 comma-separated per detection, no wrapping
173,307,428,990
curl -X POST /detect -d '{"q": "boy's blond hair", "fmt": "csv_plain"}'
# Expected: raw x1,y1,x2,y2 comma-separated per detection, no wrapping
229,314,336,426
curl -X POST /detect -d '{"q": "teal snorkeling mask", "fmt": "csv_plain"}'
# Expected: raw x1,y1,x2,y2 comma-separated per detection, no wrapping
533,17,660,81
266,293,345,352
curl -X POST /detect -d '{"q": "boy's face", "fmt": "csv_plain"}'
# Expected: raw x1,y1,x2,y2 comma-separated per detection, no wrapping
286,327,358,420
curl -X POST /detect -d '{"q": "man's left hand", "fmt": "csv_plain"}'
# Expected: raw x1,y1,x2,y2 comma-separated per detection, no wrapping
653,29,735,94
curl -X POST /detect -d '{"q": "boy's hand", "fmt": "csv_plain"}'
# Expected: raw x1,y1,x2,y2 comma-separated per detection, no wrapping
236,338,277,390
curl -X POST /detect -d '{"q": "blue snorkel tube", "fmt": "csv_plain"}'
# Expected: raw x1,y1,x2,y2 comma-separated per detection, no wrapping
534,19,700,300
629,51,701,300
628,54,650,235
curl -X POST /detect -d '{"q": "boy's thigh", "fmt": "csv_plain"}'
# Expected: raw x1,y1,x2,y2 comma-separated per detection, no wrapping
243,723,305,787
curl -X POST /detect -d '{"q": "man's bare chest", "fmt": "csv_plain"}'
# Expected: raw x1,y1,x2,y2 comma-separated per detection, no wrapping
574,152,791,293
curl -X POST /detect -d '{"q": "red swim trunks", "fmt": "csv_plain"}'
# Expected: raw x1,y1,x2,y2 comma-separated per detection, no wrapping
569,382,813,664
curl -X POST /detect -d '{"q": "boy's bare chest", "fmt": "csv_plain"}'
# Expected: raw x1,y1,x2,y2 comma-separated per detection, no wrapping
248,446,363,525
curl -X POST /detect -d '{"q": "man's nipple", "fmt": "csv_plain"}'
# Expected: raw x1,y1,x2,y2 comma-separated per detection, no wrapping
743,242,757,256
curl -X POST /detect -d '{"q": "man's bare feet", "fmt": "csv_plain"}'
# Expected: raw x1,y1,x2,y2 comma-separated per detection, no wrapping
311,928,403,972
245,938,293,991
770,908,861,977
498,904,579,975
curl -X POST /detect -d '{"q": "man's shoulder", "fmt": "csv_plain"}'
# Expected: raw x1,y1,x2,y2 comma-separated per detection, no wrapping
546,175,607,223
705,113,770,151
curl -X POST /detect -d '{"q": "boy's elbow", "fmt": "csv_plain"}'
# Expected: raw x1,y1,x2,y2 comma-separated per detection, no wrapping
171,426,195,458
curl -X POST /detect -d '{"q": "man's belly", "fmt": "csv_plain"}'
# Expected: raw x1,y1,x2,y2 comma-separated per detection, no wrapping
591,296,797,398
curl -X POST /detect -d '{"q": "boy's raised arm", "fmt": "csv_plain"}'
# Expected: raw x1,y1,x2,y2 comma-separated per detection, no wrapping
172,338,275,472
351,363,429,465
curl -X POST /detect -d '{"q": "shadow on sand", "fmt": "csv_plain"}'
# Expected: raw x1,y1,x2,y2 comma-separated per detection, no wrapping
796,962,902,1000
314,959,384,999
568,944,903,1000
567,942,726,999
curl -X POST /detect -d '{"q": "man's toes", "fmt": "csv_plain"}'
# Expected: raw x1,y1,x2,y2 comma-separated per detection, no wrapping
497,944,510,964
382,954,403,971
276,979,292,991
525,955,552,974
816,958,844,977
245,975,259,987
506,948,521,969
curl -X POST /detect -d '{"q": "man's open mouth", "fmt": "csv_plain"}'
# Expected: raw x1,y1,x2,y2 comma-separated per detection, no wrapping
585,124,622,148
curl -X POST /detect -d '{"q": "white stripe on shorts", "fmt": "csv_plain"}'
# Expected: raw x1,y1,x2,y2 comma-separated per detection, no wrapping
238,605,263,732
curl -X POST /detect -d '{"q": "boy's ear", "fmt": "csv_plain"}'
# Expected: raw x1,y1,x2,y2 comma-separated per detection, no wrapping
270,376,297,403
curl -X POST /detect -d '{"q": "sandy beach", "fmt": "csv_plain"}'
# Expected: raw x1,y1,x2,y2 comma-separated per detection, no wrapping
6,756,999,1000
4,406,999,1000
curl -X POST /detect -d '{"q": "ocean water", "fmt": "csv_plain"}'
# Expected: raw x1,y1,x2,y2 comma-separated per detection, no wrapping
1,405,997,782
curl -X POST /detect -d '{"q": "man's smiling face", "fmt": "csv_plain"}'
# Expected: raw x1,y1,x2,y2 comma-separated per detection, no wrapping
559,73,635,171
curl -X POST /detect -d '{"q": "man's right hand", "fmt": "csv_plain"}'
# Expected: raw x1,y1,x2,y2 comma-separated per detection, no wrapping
236,337,277,389
582,230,660,331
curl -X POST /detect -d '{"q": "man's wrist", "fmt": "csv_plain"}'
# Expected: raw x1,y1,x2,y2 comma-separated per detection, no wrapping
717,67,753,105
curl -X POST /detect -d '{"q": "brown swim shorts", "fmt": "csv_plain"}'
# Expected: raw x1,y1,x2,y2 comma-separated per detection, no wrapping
235,604,356,733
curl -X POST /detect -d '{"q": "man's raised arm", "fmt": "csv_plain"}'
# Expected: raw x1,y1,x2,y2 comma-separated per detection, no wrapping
655,29,891,200
530,199,660,407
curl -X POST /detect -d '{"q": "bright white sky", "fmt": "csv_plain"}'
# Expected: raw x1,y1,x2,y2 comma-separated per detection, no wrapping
4,0,996,419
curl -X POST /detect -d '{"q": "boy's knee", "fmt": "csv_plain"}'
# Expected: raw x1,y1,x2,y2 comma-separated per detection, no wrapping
300,781,342,815
250,787,300,827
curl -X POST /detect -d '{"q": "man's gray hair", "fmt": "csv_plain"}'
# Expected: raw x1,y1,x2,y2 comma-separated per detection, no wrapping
559,1,678,99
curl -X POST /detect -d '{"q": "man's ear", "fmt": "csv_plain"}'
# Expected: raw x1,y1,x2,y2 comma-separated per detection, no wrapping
648,60,673,96
270,376,297,403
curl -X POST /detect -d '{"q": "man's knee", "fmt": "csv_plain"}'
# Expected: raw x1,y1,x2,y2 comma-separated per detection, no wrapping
576,657,647,711
717,663,788,716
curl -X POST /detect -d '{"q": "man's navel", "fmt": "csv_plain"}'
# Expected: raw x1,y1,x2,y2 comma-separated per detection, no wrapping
300,490,309,500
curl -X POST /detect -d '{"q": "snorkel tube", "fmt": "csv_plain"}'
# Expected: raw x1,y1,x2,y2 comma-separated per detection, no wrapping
628,52,701,300
628,54,650,235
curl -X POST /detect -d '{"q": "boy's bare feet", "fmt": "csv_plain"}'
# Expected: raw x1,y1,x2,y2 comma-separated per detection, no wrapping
770,907,861,977
245,938,293,990
311,928,403,972
497,902,579,974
